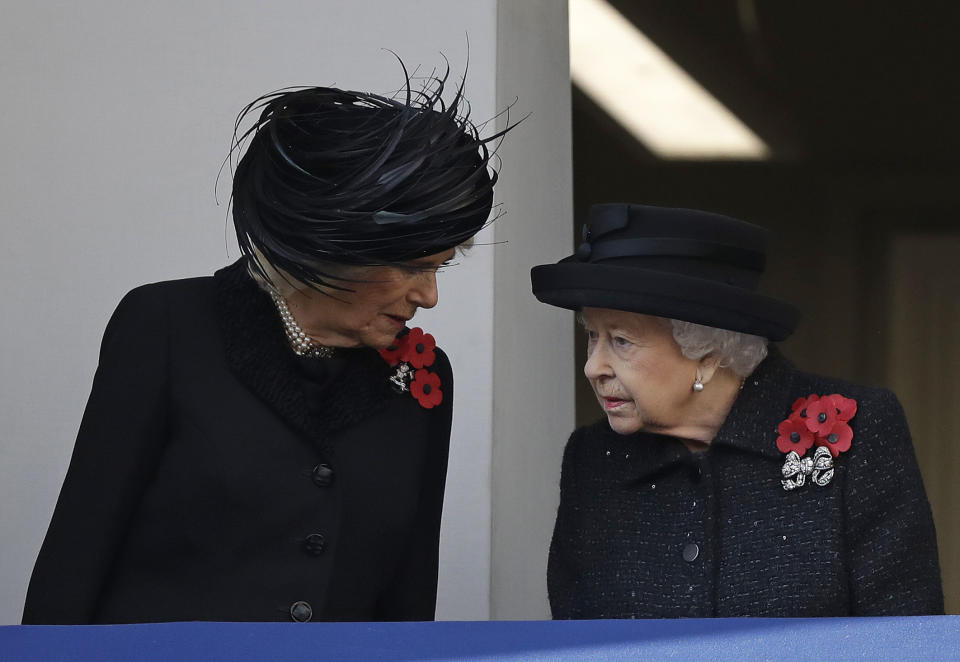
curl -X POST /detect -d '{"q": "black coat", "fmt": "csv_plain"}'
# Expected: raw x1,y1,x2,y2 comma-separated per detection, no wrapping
548,348,944,618
23,260,454,624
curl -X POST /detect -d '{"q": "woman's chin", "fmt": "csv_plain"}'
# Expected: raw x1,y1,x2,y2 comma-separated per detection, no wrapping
605,413,642,436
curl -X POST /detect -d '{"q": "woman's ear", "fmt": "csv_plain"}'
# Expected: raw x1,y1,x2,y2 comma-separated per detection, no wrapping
697,354,721,385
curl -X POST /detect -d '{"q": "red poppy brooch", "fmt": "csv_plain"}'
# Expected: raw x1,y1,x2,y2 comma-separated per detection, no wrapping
777,393,857,490
378,327,443,409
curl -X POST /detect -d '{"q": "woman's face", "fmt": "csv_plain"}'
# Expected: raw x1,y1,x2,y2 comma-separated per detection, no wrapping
288,248,456,349
582,308,702,436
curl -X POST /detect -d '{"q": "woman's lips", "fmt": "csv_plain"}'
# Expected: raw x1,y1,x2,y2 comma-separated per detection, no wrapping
601,397,629,411
384,314,409,328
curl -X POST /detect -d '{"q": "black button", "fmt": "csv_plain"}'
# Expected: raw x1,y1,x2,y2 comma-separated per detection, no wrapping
290,601,313,622
683,543,700,562
311,464,334,487
304,533,326,555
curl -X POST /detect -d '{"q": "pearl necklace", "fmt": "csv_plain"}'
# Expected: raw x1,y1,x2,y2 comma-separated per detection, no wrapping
269,292,336,358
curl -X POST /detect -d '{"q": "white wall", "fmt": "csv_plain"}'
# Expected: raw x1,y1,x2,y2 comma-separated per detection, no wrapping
0,0,572,624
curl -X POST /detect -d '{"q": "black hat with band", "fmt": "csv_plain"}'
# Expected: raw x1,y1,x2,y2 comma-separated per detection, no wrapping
530,203,800,341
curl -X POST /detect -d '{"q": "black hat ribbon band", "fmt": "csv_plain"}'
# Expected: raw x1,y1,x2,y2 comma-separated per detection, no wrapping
578,237,766,271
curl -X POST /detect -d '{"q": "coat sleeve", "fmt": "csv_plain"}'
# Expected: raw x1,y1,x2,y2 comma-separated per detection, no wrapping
22,285,170,624
843,388,944,615
375,348,453,621
547,427,585,620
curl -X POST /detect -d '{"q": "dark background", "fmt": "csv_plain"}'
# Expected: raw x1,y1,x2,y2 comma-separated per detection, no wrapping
571,1,960,611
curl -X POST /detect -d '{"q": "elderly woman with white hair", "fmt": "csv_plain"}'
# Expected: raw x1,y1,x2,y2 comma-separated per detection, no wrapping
531,203,943,618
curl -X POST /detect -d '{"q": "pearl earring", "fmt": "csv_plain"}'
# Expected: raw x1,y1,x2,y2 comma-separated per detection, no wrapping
693,372,704,392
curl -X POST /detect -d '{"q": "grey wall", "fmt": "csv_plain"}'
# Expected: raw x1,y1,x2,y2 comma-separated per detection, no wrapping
492,1,575,619
0,0,573,623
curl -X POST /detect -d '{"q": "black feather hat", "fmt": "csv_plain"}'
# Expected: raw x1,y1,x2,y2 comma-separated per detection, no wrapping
530,204,800,340
228,61,509,290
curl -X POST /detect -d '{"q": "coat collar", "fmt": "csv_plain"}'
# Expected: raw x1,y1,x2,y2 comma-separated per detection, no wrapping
711,345,797,461
591,345,798,482
213,259,395,451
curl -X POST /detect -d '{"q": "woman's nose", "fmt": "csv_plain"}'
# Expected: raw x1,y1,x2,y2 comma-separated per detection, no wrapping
408,272,439,309
583,341,612,380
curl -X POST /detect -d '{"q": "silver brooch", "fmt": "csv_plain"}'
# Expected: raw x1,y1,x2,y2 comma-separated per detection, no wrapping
388,363,413,392
781,446,834,491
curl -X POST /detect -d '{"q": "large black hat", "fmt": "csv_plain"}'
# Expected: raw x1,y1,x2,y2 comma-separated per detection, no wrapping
229,62,513,292
530,204,800,340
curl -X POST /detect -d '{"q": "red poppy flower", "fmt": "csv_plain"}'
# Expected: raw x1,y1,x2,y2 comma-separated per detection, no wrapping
824,394,857,422
816,420,853,457
776,416,815,455
378,328,413,366
378,340,408,366
803,398,838,436
791,394,820,419
411,369,443,409
404,328,437,369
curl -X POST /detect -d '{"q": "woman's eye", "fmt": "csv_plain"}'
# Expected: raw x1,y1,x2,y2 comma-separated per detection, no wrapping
403,260,452,275
613,336,631,348
585,330,598,342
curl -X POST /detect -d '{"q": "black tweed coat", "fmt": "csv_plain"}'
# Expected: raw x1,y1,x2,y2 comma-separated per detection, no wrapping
548,348,944,618
23,259,453,624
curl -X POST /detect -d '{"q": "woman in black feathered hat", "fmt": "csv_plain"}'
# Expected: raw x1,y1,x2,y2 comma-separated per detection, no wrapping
24,63,509,624
532,203,943,618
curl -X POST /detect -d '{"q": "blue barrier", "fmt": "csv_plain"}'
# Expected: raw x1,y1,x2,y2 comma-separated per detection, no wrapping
2,617,958,661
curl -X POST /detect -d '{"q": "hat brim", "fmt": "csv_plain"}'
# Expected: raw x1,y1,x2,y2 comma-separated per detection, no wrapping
531,263,799,341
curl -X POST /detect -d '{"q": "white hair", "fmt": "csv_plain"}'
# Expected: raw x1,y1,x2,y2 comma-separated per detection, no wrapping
668,319,768,377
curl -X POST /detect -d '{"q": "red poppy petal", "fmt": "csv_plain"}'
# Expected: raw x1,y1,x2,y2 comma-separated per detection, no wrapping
423,348,437,367
777,437,810,455
804,400,838,435
378,348,400,366
777,436,797,454
837,423,853,446
838,397,858,421
791,397,807,412
818,422,853,457
777,416,815,454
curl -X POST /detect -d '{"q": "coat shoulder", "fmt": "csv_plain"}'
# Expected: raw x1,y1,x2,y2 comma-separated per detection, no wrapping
560,419,612,467
790,369,902,434
119,274,215,309
790,368,895,408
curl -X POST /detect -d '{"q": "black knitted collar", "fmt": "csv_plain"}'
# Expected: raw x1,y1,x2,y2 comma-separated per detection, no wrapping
213,258,395,452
